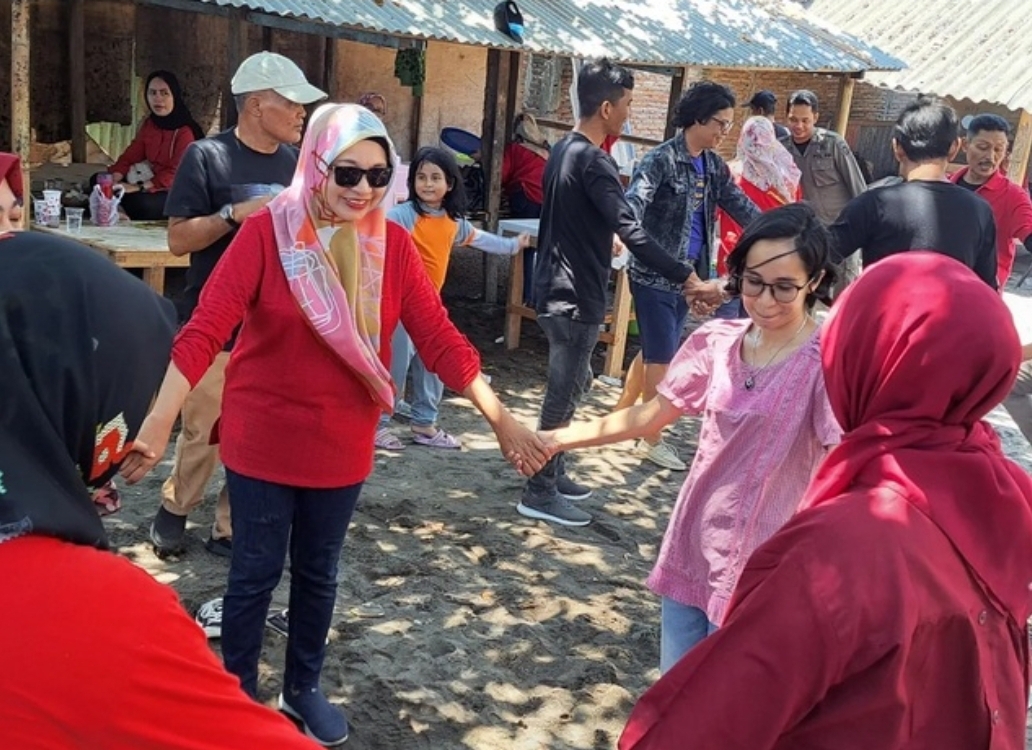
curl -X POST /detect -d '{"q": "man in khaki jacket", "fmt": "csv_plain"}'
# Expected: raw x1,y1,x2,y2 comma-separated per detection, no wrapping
779,89,866,289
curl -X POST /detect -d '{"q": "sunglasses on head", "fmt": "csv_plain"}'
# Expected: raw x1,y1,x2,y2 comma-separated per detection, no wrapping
333,165,394,189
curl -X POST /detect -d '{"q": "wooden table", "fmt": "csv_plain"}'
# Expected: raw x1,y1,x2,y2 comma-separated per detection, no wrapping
34,221,186,295
499,218,633,378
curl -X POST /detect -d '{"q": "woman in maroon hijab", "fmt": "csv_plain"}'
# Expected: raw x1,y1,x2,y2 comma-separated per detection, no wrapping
620,251,1032,750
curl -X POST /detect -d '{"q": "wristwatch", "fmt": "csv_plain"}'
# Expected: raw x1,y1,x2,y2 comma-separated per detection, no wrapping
219,203,238,229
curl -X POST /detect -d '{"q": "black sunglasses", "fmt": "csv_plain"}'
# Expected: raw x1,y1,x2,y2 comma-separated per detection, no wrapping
333,165,394,189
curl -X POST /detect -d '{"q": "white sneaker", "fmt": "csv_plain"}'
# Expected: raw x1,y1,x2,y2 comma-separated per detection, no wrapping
638,438,687,471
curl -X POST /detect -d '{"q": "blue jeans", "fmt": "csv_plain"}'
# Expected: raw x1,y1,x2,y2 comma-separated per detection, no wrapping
660,597,718,673
630,281,688,365
525,315,598,497
222,469,362,698
382,324,444,428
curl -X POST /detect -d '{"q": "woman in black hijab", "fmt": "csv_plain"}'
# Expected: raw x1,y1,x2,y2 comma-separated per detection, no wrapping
0,232,322,748
103,70,205,220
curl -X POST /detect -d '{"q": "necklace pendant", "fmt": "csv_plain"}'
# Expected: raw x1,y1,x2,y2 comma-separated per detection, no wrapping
744,376,755,390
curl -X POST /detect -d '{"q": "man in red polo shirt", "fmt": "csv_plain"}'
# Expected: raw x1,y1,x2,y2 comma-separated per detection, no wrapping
951,114,1032,289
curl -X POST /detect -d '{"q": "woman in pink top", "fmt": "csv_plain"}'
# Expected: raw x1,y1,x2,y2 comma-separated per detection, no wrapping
543,203,841,671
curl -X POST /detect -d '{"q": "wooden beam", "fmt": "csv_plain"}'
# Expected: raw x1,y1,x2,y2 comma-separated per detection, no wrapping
11,0,30,194
479,49,514,303
663,66,686,141
504,51,521,144
536,117,663,149
221,9,249,130
69,0,87,163
322,37,337,100
261,25,273,52
1009,108,1032,186
833,75,856,136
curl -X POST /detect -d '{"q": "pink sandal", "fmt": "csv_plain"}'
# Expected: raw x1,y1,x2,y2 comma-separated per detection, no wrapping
374,427,406,451
412,428,461,450
92,480,122,516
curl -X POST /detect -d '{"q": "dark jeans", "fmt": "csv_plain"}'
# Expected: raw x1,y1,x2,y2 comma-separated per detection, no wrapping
527,315,599,496
222,468,362,698
120,189,168,221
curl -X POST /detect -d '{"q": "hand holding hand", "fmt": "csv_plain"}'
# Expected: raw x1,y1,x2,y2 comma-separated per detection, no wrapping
494,415,549,476
118,413,173,485
536,429,563,460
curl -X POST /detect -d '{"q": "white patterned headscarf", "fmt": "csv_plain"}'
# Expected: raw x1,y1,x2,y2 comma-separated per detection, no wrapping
738,116,801,203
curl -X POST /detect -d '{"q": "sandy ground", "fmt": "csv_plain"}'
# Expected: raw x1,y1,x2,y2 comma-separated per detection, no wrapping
104,257,1032,750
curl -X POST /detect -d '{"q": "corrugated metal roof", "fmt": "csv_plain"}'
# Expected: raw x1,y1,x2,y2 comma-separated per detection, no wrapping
193,0,902,73
802,0,1032,111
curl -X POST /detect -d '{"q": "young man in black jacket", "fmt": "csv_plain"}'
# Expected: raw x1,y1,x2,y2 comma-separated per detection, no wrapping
519,59,716,527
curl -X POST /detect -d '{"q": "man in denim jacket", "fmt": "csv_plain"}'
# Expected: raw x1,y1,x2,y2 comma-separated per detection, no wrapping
624,81,758,470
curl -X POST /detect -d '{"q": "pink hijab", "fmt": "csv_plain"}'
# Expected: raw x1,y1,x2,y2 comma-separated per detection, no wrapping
737,116,800,203
269,103,395,410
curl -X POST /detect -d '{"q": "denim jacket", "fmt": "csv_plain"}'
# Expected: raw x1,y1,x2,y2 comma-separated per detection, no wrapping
626,135,758,292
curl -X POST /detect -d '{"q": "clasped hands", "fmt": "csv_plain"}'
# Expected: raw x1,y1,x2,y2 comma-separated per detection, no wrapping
683,273,726,318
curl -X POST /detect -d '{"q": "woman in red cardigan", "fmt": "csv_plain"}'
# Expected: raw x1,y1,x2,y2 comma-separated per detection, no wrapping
103,70,204,220
121,103,546,747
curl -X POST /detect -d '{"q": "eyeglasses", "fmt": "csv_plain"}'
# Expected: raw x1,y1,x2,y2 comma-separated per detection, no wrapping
736,274,811,303
333,165,394,189
709,116,734,134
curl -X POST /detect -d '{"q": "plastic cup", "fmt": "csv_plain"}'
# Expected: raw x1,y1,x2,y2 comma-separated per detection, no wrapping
33,198,49,226
65,207,84,234
42,189,62,228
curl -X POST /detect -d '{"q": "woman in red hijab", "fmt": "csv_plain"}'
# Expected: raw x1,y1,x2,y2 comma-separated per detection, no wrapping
620,251,1032,750
0,152,24,232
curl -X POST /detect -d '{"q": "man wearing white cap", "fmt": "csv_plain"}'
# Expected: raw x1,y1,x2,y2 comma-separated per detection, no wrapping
149,53,326,563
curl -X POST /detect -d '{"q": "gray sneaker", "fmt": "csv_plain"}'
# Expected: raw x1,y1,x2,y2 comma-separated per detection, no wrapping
517,491,592,527
556,474,592,501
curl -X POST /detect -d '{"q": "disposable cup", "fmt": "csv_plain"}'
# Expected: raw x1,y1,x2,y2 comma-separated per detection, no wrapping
33,198,49,226
65,207,84,234
42,189,62,227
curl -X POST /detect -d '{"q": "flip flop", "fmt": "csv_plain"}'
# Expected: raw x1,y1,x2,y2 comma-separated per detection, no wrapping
412,428,461,450
374,427,405,451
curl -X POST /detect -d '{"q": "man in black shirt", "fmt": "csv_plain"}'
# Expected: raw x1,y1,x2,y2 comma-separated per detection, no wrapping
520,59,709,527
829,99,997,289
149,52,326,557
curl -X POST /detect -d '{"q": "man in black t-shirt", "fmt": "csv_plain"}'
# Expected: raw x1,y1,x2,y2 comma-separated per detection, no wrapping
829,99,997,289
149,52,326,558
519,59,708,527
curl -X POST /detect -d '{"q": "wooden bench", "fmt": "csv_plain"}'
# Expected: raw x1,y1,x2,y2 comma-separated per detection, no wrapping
33,220,186,295
499,218,633,378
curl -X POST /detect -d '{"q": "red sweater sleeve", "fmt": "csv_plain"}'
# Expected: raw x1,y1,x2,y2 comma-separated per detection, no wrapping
151,125,197,191
172,212,266,386
393,224,481,391
110,119,152,177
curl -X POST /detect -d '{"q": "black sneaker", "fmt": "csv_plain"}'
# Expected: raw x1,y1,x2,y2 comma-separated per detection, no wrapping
556,475,593,501
149,506,187,557
195,597,223,639
280,688,350,746
205,535,232,558
517,491,592,527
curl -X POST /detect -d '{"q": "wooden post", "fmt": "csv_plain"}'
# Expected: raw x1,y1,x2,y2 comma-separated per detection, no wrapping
261,25,273,52
408,41,426,159
480,49,513,303
663,67,687,141
69,0,87,163
11,0,30,195
221,10,249,130
322,37,337,100
1008,108,1032,186
833,75,856,136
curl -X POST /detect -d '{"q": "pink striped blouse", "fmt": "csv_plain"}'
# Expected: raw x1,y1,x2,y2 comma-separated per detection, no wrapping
650,319,840,625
